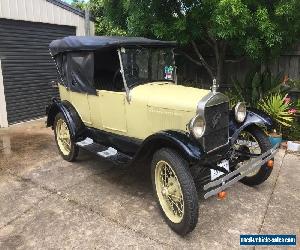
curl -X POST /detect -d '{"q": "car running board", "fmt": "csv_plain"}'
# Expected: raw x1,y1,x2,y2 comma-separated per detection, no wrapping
76,137,132,165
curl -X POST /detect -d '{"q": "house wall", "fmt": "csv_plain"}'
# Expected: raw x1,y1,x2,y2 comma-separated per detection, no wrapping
0,0,95,35
0,60,8,127
0,0,95,127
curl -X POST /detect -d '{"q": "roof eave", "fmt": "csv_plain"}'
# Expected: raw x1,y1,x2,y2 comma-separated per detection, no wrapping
46,0,95,21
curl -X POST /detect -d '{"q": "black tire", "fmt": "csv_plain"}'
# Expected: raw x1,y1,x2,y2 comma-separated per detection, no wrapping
151,148,198,235
238,126,273,186
54,112,78,162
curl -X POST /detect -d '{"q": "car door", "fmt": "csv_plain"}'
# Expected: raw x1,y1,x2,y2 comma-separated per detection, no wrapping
66,52,93,126
88,90,127,134
70,91,92,125
58,81,92,126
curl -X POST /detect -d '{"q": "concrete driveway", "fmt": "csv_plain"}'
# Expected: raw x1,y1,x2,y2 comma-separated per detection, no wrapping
0,120,299,249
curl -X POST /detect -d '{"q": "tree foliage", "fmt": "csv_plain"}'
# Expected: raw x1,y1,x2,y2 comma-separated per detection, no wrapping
70,0,86,10
86,0,300,84
88,0,127,36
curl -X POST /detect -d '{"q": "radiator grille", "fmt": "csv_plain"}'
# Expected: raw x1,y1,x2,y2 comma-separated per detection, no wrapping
203,102,229,152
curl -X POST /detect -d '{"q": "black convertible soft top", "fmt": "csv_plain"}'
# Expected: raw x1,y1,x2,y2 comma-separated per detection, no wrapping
49,36,176,56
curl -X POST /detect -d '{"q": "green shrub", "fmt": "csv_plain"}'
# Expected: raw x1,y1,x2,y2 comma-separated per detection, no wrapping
230,69,284,108
227,68,300,140
282,122,300,141
224,89,244,108
258,92,294,132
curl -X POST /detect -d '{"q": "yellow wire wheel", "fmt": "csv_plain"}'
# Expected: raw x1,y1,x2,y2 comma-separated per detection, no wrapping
54,113,78,162
236,130,262,177
234,126,273,187
151,148,198,235
155,160,184,223
55,117,71,156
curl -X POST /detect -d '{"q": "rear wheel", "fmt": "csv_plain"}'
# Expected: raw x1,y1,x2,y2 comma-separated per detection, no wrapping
233,126,273,186
151,148,198,235
54,112,78,162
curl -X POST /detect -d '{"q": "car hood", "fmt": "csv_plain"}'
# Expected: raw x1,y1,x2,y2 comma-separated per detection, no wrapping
130,82,211,112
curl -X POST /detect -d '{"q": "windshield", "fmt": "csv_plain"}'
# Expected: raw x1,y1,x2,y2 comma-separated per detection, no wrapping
120,47,176,88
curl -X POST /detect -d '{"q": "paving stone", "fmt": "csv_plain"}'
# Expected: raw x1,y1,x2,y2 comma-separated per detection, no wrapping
0,195,164,250
257,153,300,250
0,175,48,229
0,120,298,249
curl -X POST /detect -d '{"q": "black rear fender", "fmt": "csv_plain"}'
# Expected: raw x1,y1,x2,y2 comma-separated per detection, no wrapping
46,98,84,139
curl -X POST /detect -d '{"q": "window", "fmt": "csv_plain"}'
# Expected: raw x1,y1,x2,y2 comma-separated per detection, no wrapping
54,52,96,94
120,47,176,88
55,53,68,86
67,52,95,94
94,49,123,91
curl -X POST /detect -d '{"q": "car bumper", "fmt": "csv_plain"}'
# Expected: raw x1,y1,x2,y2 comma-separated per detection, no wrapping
203,144,279,199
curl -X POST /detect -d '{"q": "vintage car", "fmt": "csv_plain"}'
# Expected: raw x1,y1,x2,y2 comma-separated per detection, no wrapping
47,36,278,235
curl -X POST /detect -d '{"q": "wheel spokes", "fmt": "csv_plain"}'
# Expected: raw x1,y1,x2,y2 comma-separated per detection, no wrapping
168,193,182,200
236,132,261,155
164,163,168,186
157,161,184,220
167,195,183,216
235,131,263,176
56,119,71,155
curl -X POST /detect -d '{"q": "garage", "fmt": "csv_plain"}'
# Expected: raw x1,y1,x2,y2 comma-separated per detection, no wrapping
0,19,76,124
0,0,94,127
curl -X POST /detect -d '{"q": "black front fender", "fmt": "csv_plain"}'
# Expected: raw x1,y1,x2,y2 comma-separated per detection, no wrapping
132,130,204,164
229,107,273,142
46,98,84,139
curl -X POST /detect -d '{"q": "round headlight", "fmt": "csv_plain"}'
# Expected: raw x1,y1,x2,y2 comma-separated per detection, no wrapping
234,102,247,123
189,115,205,138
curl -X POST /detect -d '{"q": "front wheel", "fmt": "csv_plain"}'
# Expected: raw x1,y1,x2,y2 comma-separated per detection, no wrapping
151,148,198,235
233,126,273,186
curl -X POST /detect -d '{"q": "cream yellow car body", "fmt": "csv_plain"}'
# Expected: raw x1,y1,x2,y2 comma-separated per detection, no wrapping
47,36,278,236
59,82,210,140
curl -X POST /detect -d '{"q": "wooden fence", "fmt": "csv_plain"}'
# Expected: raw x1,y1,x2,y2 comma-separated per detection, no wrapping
176,44,300,91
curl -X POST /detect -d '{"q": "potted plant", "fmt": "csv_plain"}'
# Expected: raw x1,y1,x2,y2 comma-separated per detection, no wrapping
268,129,283,146
259,93,295,146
